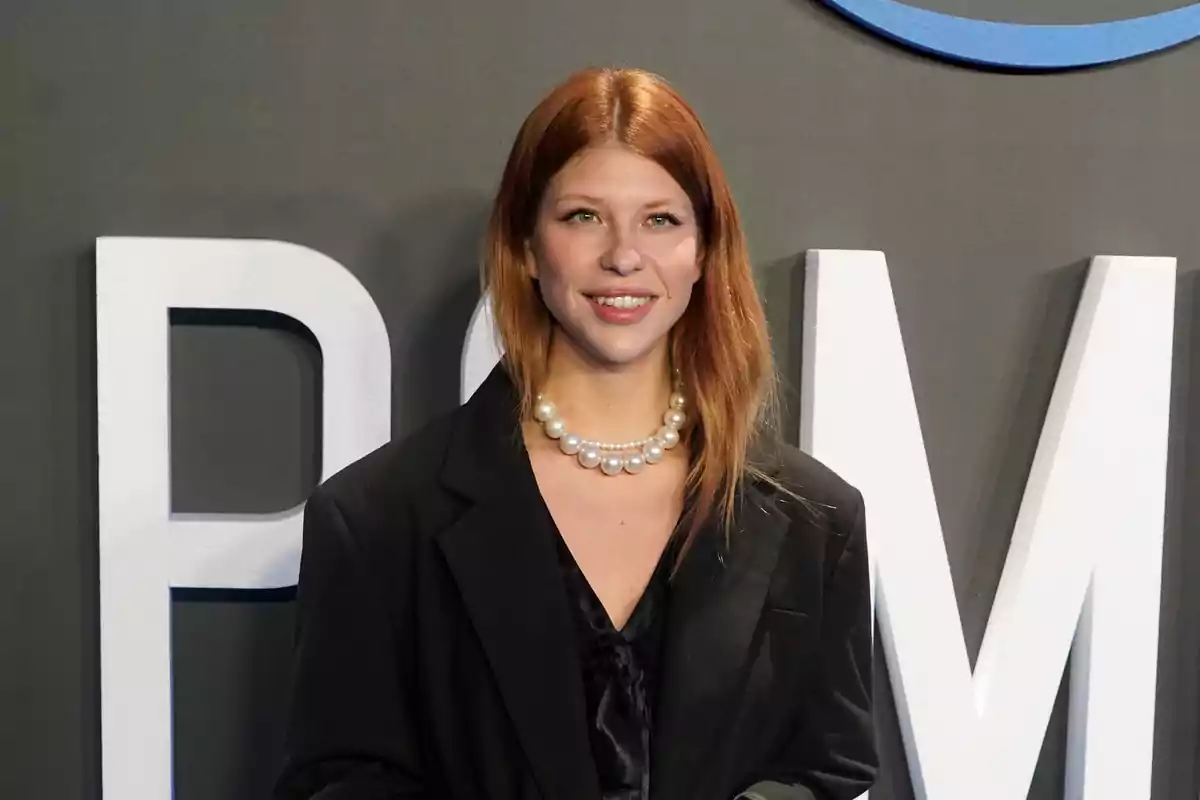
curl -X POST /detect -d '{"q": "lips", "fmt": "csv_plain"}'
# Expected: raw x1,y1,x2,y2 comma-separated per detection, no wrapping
584,293,657,325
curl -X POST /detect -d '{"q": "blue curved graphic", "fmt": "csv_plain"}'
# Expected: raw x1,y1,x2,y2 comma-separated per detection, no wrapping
822,0,1200,69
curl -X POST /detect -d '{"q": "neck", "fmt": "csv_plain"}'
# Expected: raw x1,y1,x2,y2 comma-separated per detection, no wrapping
536,337,674,444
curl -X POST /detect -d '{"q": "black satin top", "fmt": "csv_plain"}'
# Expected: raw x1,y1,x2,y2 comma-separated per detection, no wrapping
553,533,675,800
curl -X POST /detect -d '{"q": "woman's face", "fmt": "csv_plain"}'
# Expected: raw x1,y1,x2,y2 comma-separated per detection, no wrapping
530,143,701,370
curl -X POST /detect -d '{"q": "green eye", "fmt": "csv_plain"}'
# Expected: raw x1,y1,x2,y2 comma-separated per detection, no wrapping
648,213,681,227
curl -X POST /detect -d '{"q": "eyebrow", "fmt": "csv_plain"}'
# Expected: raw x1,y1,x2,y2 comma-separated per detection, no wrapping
553,193,683,209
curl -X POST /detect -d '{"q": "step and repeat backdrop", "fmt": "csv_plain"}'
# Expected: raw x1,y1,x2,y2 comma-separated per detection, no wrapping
5,1,1200,798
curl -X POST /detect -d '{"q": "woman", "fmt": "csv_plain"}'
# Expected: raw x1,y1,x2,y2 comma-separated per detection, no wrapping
274,67,876,800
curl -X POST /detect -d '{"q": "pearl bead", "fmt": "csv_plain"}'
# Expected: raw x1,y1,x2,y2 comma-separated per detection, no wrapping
659,426,680,449
600,454,625,476
559,433,583,455
623,453,646,474
534,399,556,422
643,440,665,464
669,392,686,410
664,409,686,428
543,417,566,439
578,446,602,469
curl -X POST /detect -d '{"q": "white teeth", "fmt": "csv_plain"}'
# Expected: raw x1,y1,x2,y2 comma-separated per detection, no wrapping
593,295,651,309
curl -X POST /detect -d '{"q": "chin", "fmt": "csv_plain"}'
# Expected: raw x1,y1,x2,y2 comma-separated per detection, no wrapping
580,335,666,369
553,315,674,369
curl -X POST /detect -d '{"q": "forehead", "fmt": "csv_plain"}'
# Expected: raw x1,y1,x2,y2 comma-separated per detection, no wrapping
546,145,690,204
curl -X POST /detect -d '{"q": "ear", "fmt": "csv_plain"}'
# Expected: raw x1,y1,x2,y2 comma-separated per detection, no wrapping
524,239,540,279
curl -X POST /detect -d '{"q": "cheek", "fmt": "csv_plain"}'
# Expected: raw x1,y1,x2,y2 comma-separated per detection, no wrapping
656,237,701,292
535,228,597,283
531,238,585,315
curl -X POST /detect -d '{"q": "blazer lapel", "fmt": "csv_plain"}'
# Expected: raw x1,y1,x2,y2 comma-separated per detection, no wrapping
435,367,601,800
652,482,790,799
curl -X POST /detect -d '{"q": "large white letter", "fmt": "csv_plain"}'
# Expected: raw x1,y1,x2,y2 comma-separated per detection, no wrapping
95,237,392,800
800,250,1174,800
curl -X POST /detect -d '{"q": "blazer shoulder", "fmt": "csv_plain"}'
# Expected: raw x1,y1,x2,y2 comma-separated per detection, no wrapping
761,441,861,513
757,443,869,613
755,440,864,545
309,403,467,523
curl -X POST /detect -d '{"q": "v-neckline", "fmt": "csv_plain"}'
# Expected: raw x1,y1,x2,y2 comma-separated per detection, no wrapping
550,527,676,638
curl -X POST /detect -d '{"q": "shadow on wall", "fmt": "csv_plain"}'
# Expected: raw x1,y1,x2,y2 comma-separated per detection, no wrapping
74,246,102,800
758,252,808,447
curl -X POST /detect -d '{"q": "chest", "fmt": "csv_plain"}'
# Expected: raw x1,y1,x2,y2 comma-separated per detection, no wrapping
528,448,686,629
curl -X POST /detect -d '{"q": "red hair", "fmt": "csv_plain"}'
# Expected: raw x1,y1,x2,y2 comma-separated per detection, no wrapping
483,66,781,548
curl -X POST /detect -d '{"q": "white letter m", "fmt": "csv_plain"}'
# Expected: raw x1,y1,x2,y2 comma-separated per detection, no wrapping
800,250,1175,800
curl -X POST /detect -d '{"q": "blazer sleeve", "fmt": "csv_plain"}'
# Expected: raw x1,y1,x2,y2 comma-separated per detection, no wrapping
273,486,426,800
737,489,878,800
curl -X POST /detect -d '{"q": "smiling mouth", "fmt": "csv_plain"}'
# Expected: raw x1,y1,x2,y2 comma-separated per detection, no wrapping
586,294,654,309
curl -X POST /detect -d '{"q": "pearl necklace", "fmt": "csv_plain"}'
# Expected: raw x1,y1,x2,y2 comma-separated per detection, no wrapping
533,388,688,476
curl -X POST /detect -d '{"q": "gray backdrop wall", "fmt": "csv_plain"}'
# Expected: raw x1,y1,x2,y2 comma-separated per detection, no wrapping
4,1,1199,798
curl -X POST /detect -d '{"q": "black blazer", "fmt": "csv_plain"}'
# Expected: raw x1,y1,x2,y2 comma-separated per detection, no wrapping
273,366,877,800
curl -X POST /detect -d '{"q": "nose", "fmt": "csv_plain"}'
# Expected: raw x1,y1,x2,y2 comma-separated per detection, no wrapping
601,232,644,275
